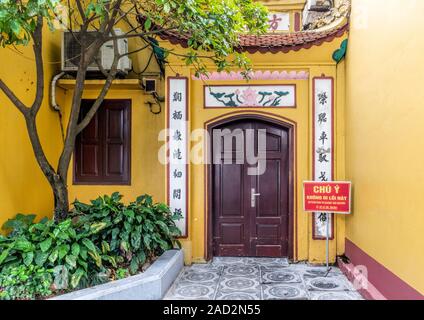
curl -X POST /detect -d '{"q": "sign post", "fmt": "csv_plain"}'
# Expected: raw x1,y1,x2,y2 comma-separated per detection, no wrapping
303,181,352,273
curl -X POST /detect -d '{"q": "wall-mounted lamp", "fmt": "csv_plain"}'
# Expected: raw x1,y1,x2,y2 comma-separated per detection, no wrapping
139,76,164,114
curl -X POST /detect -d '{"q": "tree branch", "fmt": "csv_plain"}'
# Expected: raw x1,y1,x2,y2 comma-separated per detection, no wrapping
30,16,44,115
75,0,87,23
76,32,121,134
25,116,57,184
0,79,29,115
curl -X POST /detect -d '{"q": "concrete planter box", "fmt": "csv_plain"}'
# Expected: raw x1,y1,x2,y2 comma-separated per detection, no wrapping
50,249,183,300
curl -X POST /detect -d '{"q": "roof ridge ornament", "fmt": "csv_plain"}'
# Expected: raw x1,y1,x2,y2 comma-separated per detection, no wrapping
303,0,351,31
332,39,348,63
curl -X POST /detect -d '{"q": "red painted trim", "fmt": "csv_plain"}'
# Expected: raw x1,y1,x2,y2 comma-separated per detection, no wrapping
166,76,189,239
203,84,297,109
312,76,335,240
294,12,301,32
344,239,424,300
338,257,386,300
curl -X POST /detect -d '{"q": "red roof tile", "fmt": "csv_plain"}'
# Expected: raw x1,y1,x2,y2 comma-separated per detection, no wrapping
157,23,348,54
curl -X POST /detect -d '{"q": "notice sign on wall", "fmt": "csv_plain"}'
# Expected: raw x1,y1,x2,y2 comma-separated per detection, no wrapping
303,181,352,214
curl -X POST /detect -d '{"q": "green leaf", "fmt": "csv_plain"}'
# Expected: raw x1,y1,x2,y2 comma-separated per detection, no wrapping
65,255,77,269
129,258,139,275
111,228,120,239
78,259,88,271
82,238,97,253
131,232,141,249
53,265,68,290
80,247,88,260
101,241,110,254
102,255,117,268
155,220,170,234
14,239,33,252
49,248,58,263
70,268,85,288
0,248,10,264
163,3,170,14
120,241,129,253
58,244,70,260
90,222,107,234
144,18,152,31
35,251,49,267
143,234,151,249
23,252,34,266
137,251,146,265
71,243,80,257
10,20,21,36
40,238,52,253
88,251,102,268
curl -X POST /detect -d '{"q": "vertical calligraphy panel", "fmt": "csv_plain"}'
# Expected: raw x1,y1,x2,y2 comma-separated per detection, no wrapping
167,77,188,237
313,77,334,239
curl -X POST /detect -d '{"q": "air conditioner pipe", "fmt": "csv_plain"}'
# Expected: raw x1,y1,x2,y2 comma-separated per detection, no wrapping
51,71,66,111
50,71,66,142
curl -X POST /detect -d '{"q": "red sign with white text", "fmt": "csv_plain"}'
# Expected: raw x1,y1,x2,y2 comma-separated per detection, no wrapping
303,181,352,214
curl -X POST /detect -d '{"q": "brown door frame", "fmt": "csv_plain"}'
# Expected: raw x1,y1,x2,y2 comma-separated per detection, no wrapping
205,113,296,261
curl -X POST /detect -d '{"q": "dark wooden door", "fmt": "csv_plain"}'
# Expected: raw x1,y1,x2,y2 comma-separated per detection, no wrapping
212,119,289,257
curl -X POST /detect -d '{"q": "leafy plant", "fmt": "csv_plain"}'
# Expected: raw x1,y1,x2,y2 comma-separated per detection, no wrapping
0,216,105,290
71,193,182,275
0,193,181,299
115,268,130,280
0,265,53,300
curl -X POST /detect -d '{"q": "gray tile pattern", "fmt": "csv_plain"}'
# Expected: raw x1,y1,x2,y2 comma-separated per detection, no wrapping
164,257,364,300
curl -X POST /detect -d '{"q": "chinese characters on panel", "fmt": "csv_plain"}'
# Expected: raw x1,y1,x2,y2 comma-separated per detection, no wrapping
313,77,334,239
168,78,188,237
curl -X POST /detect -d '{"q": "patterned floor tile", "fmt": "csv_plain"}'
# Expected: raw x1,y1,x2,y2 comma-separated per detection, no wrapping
164,284,216,300
163,258,363,300
222,265,260,277
218,276,262,293
247,257,289,267
309,291,364,300
179,267,222,284
211,257,250,266
260,267,302,284
299,266,343,279
215,290,262,300
305,276,353,292
262,283,309,300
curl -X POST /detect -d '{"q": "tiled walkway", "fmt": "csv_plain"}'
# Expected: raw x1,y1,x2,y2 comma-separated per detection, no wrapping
164,257,363,300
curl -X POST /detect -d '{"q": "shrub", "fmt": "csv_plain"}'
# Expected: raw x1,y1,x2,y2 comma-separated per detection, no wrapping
0,265,53,300
0,193,181,300
71,193,182,274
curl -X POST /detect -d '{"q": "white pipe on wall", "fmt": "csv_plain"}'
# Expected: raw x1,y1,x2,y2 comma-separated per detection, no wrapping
50,71,66,111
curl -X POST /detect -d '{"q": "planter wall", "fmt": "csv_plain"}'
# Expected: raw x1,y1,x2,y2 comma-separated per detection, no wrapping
50,249,184,300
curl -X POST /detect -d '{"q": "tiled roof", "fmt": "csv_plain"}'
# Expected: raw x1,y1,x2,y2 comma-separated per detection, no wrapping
157,23,348,54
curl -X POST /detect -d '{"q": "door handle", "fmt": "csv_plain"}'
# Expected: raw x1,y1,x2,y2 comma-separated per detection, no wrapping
251,188,261,208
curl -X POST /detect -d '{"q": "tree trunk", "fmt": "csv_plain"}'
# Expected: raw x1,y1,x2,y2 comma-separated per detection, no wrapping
52,177,69,221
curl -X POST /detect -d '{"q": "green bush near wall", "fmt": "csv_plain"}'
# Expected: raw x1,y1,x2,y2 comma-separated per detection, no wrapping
0,193,181,300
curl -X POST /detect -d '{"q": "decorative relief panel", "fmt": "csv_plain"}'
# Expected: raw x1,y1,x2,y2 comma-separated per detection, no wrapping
204,85,296,108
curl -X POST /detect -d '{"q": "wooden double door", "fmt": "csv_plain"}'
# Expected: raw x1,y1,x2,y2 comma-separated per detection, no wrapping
212,118,291,257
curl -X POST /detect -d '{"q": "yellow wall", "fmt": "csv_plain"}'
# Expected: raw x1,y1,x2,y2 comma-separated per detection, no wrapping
0,3,349,267
165,34,347,264
346,0,424,293
0,27,63,225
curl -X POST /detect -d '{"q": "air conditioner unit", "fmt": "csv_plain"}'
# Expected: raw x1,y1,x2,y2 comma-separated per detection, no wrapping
61,29,132,74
